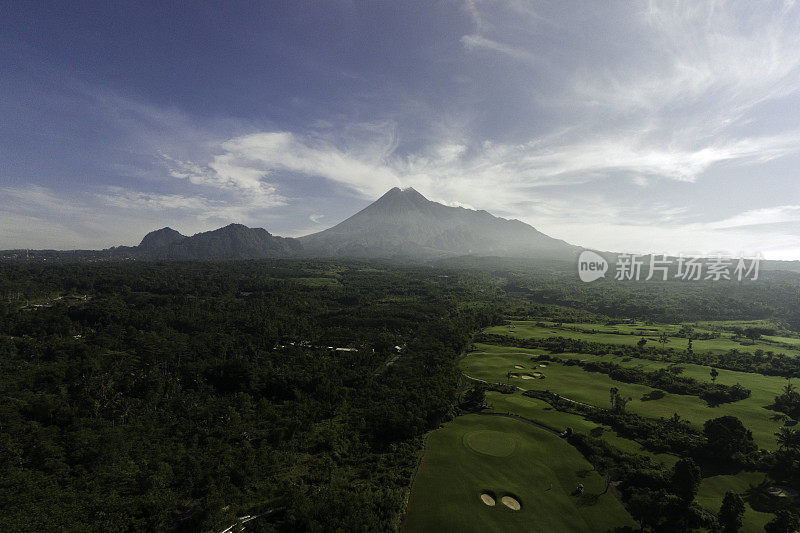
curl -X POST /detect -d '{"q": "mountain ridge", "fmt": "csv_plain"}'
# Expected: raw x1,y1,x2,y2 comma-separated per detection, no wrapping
135,223,301,260
1,188,580,262
297,187,579,260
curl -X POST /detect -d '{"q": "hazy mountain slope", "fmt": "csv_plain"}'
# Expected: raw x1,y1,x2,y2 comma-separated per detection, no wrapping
138,227,186,250
299,187,579,260
1,188,580,263
137,224,301,260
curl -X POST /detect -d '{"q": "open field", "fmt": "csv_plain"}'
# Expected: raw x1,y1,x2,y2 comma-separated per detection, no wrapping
462,348,789,450
406,316,797,531
483,343,795,409
696,471,774,532
484,392,776,531
402,414,636,532
485,321,800,357
764,335,800,346
485,391,680,467
482,390,778,531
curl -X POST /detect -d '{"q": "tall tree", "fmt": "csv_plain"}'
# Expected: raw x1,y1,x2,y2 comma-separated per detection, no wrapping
765,510,800,533
671,458,701,502
703,416,757,459
718,491,744,533
775,427,800,452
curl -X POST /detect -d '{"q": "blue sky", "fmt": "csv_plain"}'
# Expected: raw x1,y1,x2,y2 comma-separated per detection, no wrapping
2,1,799,258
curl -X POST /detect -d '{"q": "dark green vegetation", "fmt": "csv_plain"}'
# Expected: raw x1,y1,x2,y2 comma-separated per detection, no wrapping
0,260,501,531
446,302,800,531
4,257,800,531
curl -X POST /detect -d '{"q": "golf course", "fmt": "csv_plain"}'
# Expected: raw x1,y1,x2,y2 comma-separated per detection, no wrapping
402,415,636,532
403,318,800,531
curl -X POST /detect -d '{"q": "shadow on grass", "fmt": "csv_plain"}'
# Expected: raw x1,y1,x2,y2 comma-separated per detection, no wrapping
575,492,602,506
641,390,666,402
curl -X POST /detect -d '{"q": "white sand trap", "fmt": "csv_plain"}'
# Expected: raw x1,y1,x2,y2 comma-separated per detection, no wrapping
539,364,547,367
768,487,796,497
480,493,496,506
520,374,536,380
514,365,524,369
532,372,542,378
501,496,521,510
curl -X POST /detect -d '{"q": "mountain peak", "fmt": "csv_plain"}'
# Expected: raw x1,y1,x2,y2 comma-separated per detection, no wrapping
299,187,578,260
139,227,186,249
372,186,430,211
136,223,297,260
400,186,426,200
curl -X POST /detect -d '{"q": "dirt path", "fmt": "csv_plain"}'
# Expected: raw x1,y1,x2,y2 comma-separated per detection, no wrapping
373,351,402,376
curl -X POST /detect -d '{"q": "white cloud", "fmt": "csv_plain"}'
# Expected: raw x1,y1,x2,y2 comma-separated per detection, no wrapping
708,205,800,229
459,0,800,185
460,34,537,63
159,152,285,207
0,184,281,249
6,1,800,260
98,188,211,211
138,0,800,260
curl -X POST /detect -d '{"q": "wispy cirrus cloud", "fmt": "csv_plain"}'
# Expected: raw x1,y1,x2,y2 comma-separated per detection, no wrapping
708,205,800,229
161,123,799,222
458,0,800,185
159,152,285,208
4,1,800,258
459,34,537,63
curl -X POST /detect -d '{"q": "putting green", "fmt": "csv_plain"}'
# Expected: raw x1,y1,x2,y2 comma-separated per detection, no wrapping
464,430,517,457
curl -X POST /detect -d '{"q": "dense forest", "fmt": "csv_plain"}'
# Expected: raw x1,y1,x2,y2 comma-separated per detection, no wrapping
445,258,800,328
0,260,502,531
3,259,800,531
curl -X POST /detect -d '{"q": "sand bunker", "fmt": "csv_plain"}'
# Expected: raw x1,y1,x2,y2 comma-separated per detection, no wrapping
520,374,536,380
514,365,524,369
539,364,547,367
480,493,496,506
768,487,796,497
501,495,521,510
532,372,542,378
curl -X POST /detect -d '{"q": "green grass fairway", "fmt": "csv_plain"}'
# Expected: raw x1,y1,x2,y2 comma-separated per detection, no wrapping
521,348,793,413
485,391,679,467
486,321,799,357
402,415,636,532
696,471,774,532
461,349,789,449
763,334,800,346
